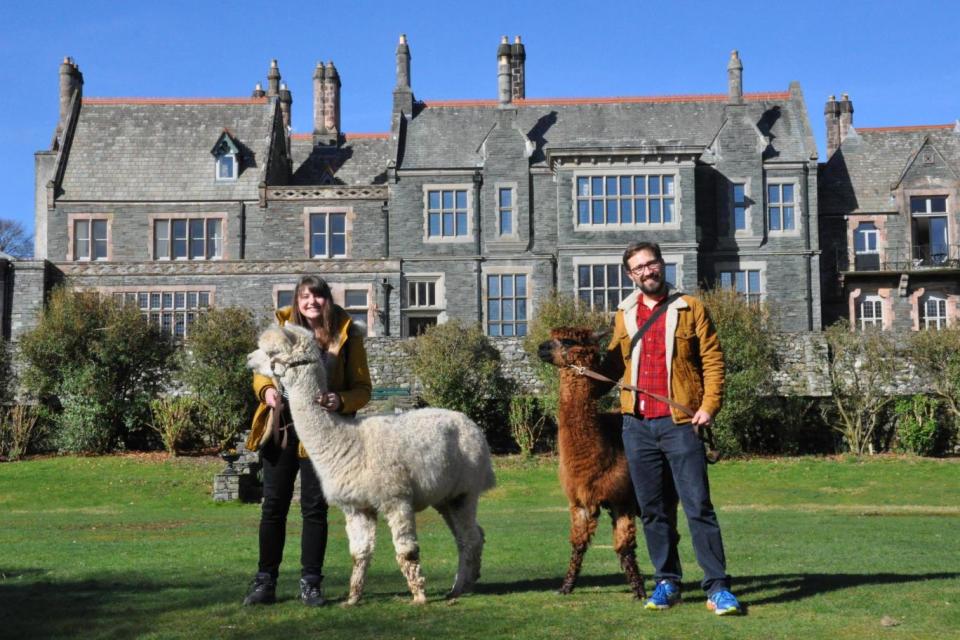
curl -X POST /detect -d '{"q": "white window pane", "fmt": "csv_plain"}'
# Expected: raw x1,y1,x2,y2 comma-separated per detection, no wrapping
75,221,89,259
155,221,169,259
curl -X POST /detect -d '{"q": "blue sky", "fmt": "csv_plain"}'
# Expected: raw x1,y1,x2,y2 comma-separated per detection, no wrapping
2,0,957,242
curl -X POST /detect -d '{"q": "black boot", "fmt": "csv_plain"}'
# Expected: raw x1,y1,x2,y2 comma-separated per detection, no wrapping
243,572,276,605
300,575,326,607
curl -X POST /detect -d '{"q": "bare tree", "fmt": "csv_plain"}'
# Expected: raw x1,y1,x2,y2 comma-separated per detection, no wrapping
0,219,32,258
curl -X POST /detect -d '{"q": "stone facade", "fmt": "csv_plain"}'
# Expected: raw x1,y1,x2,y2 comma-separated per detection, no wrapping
9,37,955,378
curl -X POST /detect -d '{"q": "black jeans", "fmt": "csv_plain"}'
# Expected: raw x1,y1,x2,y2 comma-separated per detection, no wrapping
622,414,731,595
257,420,328,580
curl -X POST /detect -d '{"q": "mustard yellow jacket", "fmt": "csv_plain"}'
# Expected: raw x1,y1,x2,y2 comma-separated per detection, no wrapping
599,290,724,424
245,305,372,457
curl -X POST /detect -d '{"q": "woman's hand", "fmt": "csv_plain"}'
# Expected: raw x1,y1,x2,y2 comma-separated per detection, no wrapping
316,392,341,412
264,387,282,409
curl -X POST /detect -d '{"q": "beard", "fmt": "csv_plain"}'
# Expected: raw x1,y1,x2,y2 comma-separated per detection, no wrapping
639,271,667,297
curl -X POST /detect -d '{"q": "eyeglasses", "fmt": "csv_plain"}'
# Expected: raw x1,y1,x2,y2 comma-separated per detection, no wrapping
627,260,663,276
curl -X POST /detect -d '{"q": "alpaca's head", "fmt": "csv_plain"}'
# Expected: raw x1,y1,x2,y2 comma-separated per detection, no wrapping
537,327,605,368
247,324,327,393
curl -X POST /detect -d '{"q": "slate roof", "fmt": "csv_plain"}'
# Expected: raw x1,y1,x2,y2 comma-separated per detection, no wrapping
59,98,277,201
290,134,391,185
399,91,811,169
820,124,960,214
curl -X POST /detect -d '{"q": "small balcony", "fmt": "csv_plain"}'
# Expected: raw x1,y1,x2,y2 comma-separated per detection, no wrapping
836,244,960,274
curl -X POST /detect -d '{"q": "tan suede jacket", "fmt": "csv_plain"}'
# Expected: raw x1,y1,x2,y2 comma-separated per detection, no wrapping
599,290,724,424
245,305,372,457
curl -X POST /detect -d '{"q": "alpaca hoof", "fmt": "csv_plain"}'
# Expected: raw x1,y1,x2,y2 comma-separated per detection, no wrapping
557,586,573,596
341,597,361,608
410,595,427,606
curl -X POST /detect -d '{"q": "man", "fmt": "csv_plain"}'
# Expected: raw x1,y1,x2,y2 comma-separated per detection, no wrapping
598,241,741,616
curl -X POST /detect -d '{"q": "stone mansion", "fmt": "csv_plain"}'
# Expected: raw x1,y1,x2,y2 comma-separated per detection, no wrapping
3,36,958,343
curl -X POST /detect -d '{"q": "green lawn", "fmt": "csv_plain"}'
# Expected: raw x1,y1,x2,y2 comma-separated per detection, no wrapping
1,454,958,639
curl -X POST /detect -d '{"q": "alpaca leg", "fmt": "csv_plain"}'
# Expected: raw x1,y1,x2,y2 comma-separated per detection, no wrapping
611,508,646,600
438,493,485,598
560,503,599,595
385,502,427,605
343,508,378,606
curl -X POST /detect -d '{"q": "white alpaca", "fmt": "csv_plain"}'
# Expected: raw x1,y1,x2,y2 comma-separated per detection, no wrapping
247,323,496,605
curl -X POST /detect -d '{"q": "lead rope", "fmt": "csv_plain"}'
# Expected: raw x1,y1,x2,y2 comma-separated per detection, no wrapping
568,364,721,464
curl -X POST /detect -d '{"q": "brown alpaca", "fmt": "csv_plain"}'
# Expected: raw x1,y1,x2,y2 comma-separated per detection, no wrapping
537,327,646,599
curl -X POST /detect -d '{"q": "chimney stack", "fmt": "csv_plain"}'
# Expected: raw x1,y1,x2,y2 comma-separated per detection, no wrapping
323,61,341,141
313,61,326,138
396,33,411,89
267,59,281,97
727,50,743,104
251,82,266,98
839,93,854,143
497,36,512,105
824,95,840,158
56,57,82,144
510,36,525,100
392,34,415,130
279,82,292,131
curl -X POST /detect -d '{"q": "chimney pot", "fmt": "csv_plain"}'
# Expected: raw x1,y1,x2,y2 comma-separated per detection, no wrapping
267,59,281,96
498,37,512,104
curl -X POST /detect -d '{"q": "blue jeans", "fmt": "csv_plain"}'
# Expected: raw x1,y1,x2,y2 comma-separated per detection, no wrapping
622,414,731,595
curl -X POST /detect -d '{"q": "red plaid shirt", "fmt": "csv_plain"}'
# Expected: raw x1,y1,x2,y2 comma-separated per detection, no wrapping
634,296,671,418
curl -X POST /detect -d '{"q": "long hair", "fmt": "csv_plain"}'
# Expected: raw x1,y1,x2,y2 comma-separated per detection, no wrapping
289,275,337,348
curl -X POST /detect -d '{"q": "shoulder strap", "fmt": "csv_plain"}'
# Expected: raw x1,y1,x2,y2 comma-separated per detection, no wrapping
629,291,683,352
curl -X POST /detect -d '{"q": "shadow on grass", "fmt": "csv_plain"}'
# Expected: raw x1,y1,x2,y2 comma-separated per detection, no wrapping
477,572,637,595
0,569,236,638
736,572,960,606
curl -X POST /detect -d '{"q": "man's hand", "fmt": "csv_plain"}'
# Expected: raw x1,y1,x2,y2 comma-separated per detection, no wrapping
691,409,713,427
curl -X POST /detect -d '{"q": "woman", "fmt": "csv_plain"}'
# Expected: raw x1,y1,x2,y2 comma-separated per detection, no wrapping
243,275,372,606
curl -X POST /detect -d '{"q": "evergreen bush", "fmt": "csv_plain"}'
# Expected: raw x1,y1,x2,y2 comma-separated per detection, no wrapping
17,287,174,454
176,307,260,451
406,319,510,448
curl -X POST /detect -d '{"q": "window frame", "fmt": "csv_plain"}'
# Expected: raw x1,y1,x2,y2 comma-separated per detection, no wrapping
715,261,765,304
765,179,801,235
150,214,226,261
494,182,519,239
572,169,681,230
572,255,682,312
483,267,533,337
215,152,238,182
303,207,351,259
726,178,752,236
67,214,112,262
422,184,474,243
102,285,214,339
920,292,949,330
858,294,884,330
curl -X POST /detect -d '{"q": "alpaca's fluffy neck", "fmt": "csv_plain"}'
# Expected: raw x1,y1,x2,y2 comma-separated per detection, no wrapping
282,364,363,470
557,365,606,459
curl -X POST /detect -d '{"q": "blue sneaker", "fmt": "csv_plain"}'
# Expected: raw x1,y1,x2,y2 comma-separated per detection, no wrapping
706,590,741,616
644,580,681,610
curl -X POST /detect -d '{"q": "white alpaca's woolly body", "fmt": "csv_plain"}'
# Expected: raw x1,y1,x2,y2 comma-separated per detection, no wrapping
248,324,495,604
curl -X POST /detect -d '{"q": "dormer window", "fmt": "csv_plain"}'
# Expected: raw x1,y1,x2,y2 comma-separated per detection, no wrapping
211,131,240,182
217,154,236,180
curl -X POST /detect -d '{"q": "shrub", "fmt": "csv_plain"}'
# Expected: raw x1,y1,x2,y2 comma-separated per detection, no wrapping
522,292,613,424
406,319,510,446
17,287,175,453
176,307,260,451
893,395,942,456
508,394,546,457
0,339,13,404
908,327,960,446
150,396,198,456
0,404,42,460
821,323,899,455
700,287,780,456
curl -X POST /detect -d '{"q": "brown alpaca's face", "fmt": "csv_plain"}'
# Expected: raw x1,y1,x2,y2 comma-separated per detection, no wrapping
537,329,599,368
